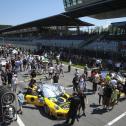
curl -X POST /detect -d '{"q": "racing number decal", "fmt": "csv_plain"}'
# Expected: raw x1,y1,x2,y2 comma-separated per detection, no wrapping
30,97,35,102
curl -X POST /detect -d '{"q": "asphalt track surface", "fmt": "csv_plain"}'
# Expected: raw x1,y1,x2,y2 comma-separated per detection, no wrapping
4,65,126,126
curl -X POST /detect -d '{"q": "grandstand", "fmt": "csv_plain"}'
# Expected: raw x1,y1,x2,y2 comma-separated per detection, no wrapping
0,0,126,59
0,14,94,50
0,20,126,59
63,0,126,19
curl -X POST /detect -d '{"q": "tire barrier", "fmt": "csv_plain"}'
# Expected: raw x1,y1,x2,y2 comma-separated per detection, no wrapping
0,86,17,124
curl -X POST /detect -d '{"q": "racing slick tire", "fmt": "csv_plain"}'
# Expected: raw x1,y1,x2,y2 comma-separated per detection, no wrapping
44,105,57,119
44,105,50,116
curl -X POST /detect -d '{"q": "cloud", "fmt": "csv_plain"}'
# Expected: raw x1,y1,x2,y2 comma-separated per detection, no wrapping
102,20,112,28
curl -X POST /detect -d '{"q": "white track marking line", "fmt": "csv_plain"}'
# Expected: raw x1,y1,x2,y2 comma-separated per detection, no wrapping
105,111,126,126
17,115,25,126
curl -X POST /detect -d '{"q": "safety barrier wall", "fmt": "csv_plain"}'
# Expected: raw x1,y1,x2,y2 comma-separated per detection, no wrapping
3,38,126,52
83,40,118,52
4,39,84,49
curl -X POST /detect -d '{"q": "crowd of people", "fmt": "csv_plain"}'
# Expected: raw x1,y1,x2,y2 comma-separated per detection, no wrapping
0,44,126,125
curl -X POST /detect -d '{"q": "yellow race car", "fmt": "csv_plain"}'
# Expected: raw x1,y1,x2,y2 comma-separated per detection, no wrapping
24,83,70,118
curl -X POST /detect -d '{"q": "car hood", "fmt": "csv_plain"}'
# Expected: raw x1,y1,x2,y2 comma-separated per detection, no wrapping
46,96,70,110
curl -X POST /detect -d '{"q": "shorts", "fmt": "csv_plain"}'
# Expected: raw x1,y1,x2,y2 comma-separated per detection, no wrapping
18,101,23,107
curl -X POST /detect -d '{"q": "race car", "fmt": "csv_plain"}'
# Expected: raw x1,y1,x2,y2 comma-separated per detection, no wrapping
23,83,70,118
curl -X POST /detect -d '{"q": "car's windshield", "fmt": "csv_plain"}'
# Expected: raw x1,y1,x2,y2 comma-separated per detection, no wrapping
42,85,63,98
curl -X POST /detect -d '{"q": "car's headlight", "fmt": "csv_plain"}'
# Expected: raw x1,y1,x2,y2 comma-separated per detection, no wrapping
54,105,60,110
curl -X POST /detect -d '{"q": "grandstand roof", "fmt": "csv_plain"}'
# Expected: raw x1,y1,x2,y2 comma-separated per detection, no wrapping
111,21,126,28
0,14,93,33
62,0,126,19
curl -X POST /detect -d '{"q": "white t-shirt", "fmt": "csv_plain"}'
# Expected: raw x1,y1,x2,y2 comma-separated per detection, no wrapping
49,67,54,73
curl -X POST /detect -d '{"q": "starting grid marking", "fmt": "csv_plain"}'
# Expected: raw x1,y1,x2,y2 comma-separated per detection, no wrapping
105,111,126,126
17,115,25,126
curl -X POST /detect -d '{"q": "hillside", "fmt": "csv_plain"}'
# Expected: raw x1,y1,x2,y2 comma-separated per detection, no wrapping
0,25,12,29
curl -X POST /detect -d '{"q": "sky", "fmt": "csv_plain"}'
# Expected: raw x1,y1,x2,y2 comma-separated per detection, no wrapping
0,0,126,27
